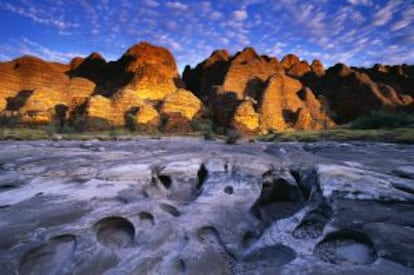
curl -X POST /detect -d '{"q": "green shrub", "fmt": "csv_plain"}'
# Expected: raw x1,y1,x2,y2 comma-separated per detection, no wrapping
203,129,215,140
351,111,414,129
191,118,214,132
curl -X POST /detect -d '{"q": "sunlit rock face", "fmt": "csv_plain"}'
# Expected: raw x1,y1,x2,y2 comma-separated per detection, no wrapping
0,42,183,128
0,56,96,124
231,100,260,133
183,49,334,134
161,88,203,121
0,42,412,131
0,139,413,274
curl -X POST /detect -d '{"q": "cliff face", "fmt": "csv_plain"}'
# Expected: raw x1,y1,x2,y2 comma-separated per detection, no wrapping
0,42,412,133
184,48,335,134
0,42,196,130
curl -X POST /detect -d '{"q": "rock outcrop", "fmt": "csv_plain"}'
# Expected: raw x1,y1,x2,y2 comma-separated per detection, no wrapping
160,88,203,121
231,100,260,133
311,64,410,122
1,140,413,274
0,42,183,128
136,105,160,130
0,42,412,133
184,49,334,133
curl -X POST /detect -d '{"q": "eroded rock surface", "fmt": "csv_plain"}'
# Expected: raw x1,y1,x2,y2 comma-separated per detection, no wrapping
0,139,413,274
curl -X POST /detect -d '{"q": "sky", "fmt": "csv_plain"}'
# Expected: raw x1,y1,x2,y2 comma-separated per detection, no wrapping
0,0,413,72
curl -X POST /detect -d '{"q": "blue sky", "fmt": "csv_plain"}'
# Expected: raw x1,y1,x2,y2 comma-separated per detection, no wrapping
0,0,413,72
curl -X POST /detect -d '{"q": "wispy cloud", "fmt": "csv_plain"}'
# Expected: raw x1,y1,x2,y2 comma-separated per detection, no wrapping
0,0,412,68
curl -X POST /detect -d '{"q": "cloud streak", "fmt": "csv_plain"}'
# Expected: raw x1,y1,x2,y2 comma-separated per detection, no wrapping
0,0,412,70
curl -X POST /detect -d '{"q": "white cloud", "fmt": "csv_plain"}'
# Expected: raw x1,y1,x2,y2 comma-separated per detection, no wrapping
233,10,248,21
144,0,160,8
210,11,222,20
373,1,399,26
347,0,372,6
165,1,189,11
0,2,78,29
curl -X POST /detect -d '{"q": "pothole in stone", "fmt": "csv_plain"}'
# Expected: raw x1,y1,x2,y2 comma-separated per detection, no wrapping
94,216,135,249
293,201,332,240
252,175,305,223
314,230,377,265
158,175,172,189
159,203,181,217
242,245,296,266
197,164,208,190
20,235,76,275
224,186,234,195
139,212,155,227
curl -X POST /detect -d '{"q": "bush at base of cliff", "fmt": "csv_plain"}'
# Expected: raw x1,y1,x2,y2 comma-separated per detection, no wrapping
86,117,113,131
0,114,21,128
350,111,414,129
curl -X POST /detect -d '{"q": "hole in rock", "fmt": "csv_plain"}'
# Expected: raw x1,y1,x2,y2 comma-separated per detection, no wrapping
175,259,186,273
242,244,296,266
197,164,208,189
139,212,155,226
224,186,234,195
314,230,377,265
20,235,76,275
242,231,259,248
252,177,305,223
94,216,135,249
197,226,222,246
159,203,181,217
293,201,332,240
197,226,238,261
158,175,172,189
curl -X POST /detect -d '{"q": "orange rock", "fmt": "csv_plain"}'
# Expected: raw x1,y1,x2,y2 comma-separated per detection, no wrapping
161,89,202,120
281,54,300,69
19,88,68,124
311,60,325,76
232,100,259,133
294,108,322,130
288,61,311,78
0,98,6,111
259,74,289,132
124,65,177,100
222,48,283,100
86,95,113,124
136,105,160,127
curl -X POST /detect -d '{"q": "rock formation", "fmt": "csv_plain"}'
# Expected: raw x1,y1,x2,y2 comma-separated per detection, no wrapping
307,64,411,122
0,42,183,128
184,48,334,134
160,88,203,121
0,42,412,133
1,139,413,274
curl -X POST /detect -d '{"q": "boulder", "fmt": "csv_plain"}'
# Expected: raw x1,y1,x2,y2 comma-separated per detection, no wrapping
318,64,405,122
259,74,289,132
86,95,113,126
183,49,231,100
288,61,311,78
136,105,160,130
311,59,325,76
19,88,68,125
281,54,300,69
222,47,283,100
231,100,259,133
161,89,203,120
